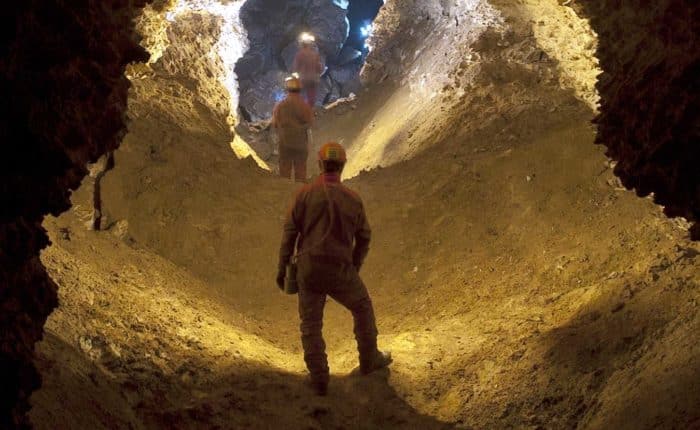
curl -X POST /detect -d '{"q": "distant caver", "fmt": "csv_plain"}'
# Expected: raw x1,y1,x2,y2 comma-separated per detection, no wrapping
271,76,314,182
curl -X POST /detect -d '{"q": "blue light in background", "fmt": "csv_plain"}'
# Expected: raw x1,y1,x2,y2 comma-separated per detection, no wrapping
360,21,373,38
273,89,286,102
345,0,384,52
359,21,373,50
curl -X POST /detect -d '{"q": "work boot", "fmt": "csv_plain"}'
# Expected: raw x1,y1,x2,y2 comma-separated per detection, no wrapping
360,350,392,375
306,377,328,396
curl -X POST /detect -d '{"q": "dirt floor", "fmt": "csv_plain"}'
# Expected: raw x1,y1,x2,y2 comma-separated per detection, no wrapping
29,78,700,429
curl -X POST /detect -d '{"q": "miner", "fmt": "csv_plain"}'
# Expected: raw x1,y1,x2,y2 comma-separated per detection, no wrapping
277,142,392,396
271,75,314,182
293,32,324,108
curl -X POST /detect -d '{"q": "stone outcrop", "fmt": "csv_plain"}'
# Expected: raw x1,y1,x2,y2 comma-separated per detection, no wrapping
581,0,700,238
0,1,149,427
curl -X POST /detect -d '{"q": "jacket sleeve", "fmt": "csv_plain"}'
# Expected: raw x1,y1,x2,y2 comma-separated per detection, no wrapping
279,194,301,270
352,201,372,269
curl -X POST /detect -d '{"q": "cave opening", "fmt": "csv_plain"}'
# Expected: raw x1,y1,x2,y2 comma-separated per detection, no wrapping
2,0,699,429
234,0,384,122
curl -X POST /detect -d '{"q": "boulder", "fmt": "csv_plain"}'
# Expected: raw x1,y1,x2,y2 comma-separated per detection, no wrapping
238,69,289,121
333,45,362,66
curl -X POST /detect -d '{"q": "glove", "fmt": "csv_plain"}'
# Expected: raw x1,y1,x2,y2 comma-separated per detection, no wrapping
276,267,286,291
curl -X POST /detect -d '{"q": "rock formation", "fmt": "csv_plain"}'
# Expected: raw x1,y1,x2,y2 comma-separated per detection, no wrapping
0,1,149,427
582,0,700,238
236,0,363,120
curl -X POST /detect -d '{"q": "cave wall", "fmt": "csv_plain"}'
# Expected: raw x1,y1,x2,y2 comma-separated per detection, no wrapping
580,0,700,239
0,0,697,426
360,0,698,237
235,0,359,120
0,1,149,427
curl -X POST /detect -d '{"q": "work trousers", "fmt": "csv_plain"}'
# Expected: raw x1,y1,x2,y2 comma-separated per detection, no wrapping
279,149,307,182
297,260,379,384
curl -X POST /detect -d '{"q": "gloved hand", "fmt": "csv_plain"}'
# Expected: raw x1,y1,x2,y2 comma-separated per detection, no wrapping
276,267,286,291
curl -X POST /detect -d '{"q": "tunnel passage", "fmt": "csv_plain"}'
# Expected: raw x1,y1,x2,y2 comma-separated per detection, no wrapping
235,0,383,121
1,0,700,428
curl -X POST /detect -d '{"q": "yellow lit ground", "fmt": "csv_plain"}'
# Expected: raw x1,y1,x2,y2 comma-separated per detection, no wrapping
29,1,699,428
32,102,699,428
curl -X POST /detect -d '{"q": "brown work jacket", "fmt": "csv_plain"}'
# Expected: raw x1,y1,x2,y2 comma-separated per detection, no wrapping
293,47,323,84
279,173,371,270
271,93,313,152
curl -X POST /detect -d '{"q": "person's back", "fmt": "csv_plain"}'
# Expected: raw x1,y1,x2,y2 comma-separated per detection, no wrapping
292,177,369,266
292,42,323,107
293,45,322,83
272,92,312,151
271,78,313,181
277,142,392,396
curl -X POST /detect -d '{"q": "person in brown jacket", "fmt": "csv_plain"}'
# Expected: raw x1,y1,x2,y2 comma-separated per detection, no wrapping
293,33,323,108
271,76,314,182
277,142,392,396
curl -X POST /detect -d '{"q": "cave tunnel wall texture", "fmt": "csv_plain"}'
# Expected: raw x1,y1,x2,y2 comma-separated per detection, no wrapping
581,0,700,240
0,1,151,428
236,0,383,120
0,0,698,427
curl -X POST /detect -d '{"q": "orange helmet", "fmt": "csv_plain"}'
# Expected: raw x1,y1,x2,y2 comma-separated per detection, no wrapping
284,75,301,91
318,142,347,163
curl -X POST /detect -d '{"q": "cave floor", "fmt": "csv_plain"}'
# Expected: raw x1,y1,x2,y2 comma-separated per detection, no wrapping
30,104,700,429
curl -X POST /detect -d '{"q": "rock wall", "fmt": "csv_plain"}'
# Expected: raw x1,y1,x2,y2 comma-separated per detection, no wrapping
360,0,698,237
0,1,149,428
581,0,700,239
236,0,360,120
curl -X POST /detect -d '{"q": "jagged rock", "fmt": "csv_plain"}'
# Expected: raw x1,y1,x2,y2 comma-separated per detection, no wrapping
239,69,289,121
334,45,362,66
329,63,362,93
1,1,150,427
236,0,350,118
305,0,349,57
580,0,700,238
319,75,342,104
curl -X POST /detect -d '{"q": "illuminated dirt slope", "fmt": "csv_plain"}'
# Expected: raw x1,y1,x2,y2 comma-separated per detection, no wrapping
33,94,700,429
21,0,699,429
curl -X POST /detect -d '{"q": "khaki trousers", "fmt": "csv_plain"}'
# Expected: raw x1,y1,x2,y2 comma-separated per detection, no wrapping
297,260,378,383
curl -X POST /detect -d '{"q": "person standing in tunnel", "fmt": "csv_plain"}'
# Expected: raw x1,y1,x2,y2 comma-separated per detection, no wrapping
293,33,324,108
277,142,392,396
271,76,314,182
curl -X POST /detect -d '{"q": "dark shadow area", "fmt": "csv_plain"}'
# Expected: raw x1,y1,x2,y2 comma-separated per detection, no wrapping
33,332,455,429
138,365,456,429
499,259,700,429
31,333,143,430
